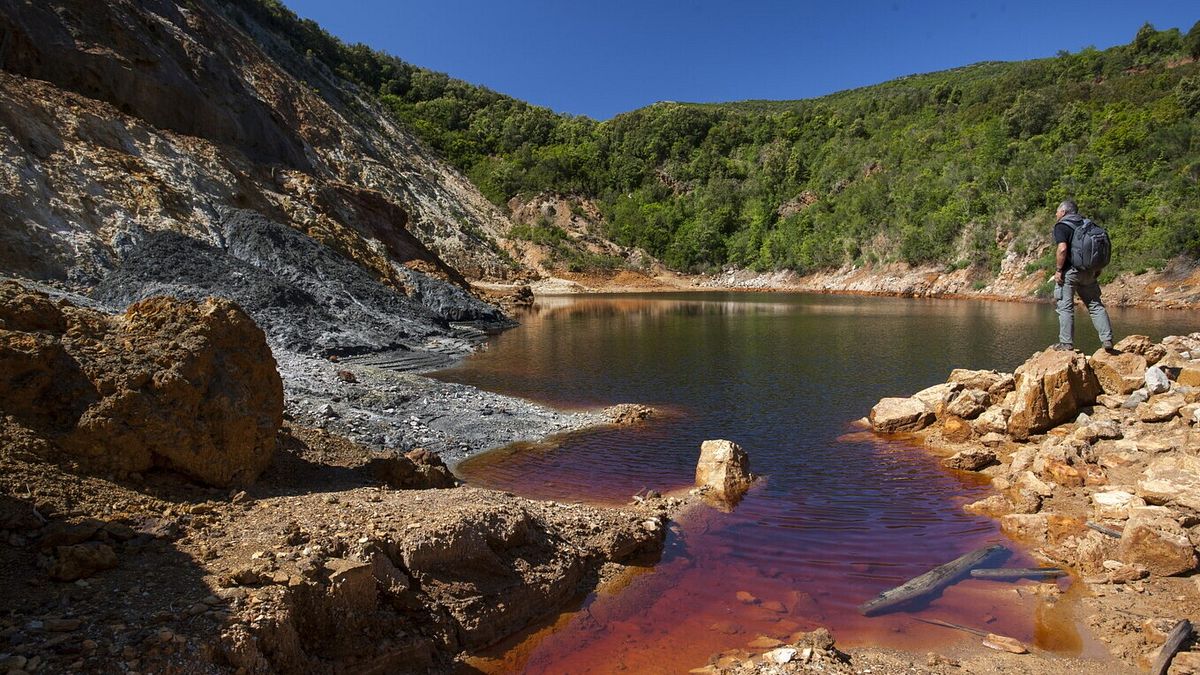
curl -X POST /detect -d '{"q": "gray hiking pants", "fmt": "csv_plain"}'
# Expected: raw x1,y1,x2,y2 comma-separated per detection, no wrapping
1055,268,1113,346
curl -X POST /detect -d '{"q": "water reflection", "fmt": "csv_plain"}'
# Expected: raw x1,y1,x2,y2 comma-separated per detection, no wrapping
438,293,1196,672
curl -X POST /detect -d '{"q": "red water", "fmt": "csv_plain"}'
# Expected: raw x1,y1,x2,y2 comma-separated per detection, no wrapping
437,293,1193,673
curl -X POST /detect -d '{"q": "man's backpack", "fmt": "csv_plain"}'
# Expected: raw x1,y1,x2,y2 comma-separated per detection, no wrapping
1066,218,1111,272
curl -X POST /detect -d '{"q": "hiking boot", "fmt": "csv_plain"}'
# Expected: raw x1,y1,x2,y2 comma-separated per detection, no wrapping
1051,343,1075,352
1102,339,1115,351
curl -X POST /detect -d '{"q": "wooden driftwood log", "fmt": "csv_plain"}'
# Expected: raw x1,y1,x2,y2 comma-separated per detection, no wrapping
858,544,1007,616
970,567,1066,581
1150,619,1192,675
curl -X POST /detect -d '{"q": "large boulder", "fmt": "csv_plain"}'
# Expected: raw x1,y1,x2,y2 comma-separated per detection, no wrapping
1137,455,1200,511
0,282,282,487
869,397,933,433
695,440,754,504
1117,507,1197,577
1007,350,1100,440
1088,349,1147,396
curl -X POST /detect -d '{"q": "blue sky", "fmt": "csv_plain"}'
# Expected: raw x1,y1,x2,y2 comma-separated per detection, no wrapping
279,1,1198,119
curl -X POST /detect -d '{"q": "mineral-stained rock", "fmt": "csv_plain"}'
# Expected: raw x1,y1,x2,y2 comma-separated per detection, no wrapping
0,282,283,487
1073,419,1122,443
963,494,1014,517
1010,489,1043,514
1016,471,1056,497
1113,335,1166,365
987,374,1017,405
1041,460,1085,488
1117,508,1197,576
1179,364,1200,388
1000,513,1084,546
940,416,974,443
942,447,996,471
1138,455,1200,511
912,382,961,412
1182,403,1200,426
1089,349,1147,396
1091,490,1145,520
1138,395,1185,423
1167,652,1200,674
972,406,1009,435
371,449,457,489
695,440,754,504
869,397,933,433
1007,350,1100,440
948,369,1004,393
49,542,118,581
980,432,1006,447
941,389,990,420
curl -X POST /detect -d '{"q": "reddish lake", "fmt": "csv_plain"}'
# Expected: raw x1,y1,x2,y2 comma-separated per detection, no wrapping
434,293,1197,673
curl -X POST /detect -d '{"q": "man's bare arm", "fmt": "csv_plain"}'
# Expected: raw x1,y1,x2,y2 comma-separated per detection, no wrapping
1054,242,1068,284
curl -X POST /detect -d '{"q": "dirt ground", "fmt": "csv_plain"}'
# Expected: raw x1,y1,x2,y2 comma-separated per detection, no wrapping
0,422,673,673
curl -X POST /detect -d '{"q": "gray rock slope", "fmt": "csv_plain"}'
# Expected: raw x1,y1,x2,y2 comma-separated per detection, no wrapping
93,210,507,356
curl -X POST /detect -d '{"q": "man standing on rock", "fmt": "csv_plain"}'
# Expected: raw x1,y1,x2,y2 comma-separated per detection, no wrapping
1052,199,1114,352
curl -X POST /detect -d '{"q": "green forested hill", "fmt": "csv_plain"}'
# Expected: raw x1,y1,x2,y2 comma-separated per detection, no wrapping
231,0,1200,279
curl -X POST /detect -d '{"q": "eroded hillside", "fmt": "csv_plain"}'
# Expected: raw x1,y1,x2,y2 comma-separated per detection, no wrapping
0,0,517,288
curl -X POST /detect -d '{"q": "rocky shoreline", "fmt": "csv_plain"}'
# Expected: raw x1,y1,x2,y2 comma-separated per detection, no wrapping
680,335,1200,674
862,335,1200,672
489,256,1200,313
0,279,683,673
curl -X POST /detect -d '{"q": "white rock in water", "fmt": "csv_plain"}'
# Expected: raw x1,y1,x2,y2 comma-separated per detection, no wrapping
1145,366,1170,395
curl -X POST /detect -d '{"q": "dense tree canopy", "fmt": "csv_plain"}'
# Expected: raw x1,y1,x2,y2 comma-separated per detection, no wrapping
231,0,1200,278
